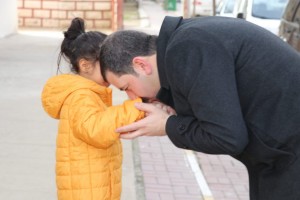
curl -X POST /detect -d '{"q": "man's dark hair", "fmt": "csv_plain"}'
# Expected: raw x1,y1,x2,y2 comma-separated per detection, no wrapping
100,30,157,81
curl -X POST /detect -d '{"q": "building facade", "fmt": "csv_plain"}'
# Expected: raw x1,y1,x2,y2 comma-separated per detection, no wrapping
18,0,123,32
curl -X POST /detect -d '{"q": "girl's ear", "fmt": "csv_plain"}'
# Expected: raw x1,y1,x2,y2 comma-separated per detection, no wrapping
78,58,92,74
132,57,152,75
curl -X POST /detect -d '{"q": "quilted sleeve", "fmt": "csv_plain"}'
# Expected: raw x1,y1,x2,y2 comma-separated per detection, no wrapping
69,90,144,149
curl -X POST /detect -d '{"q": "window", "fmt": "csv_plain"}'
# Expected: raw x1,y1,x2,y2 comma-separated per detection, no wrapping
252,0,288,19
224,0,235,14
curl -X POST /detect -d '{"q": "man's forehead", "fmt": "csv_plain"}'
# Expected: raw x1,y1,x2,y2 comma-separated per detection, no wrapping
106,71,120,82
106,71,128,87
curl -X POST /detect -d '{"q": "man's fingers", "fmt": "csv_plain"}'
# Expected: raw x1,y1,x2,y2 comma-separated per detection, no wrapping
135,102,156,113
120,131,142,139
115,123,137,133
115,120,144,133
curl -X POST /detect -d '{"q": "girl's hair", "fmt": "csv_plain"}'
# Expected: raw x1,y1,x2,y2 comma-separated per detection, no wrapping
57,17,107,73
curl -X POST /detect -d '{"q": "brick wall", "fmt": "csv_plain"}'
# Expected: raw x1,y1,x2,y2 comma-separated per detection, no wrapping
18,0,121,31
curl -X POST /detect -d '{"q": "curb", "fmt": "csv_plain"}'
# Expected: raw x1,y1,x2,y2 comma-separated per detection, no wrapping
132,139,146,200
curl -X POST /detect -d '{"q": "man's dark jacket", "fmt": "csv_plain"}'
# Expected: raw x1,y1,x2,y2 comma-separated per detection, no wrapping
156,16,300,200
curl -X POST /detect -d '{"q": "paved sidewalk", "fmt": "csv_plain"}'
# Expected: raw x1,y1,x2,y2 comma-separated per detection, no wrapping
130,1,250,200
0,33,59,200
0,32,137,200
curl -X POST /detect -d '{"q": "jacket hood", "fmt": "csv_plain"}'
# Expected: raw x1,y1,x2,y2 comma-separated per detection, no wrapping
41,74,112,119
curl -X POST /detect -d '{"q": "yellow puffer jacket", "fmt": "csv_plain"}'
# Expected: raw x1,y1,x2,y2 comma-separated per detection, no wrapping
41,74,144,200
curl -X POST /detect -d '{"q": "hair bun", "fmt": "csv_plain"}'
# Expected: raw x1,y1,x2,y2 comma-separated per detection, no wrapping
63,17,85,40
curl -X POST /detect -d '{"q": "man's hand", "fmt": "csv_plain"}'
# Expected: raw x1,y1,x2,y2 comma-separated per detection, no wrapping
150,101,176,116
116,102,175,139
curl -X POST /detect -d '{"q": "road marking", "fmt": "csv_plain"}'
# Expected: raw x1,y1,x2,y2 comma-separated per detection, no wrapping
185,150,214,200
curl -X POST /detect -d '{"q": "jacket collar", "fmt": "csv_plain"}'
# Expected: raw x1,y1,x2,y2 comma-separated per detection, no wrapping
156,16,183,106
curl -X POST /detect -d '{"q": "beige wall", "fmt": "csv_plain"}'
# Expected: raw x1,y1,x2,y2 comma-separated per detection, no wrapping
0,0,18,37
18,0,120,31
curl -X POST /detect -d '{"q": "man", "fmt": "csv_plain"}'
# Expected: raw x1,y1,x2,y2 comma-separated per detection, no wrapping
100,16,300,200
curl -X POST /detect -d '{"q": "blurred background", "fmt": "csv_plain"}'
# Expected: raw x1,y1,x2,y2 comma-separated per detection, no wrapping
0,0,299,200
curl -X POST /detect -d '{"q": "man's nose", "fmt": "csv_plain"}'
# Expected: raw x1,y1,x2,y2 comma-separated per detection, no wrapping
126,91,138,100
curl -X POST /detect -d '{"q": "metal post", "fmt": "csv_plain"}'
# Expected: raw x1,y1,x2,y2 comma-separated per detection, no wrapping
212,0,216,16
183,0,189,18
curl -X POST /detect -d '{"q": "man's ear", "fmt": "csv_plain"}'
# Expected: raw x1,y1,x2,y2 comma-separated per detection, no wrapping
78,58,92,74
132,57,152,75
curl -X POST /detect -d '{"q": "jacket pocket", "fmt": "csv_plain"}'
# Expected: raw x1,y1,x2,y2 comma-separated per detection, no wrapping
237,127,296,172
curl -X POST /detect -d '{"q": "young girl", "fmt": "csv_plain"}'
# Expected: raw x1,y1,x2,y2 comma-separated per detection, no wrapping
41,18,144,200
